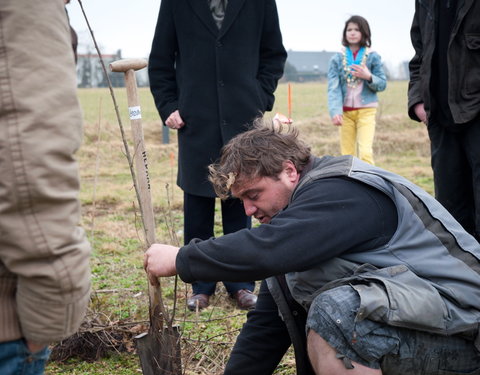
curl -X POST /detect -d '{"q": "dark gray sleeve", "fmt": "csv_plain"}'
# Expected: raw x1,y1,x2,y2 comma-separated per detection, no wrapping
148,0,179,122
408,1,425,121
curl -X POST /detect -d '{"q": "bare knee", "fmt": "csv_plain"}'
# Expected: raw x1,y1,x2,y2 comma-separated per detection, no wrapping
307,330,382,375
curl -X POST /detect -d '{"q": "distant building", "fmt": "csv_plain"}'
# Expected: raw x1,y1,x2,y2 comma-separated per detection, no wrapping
76,50,149,88
284,50,409,82
284,50,335,82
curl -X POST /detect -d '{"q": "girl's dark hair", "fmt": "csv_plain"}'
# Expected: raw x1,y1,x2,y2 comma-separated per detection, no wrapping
341,15,371,48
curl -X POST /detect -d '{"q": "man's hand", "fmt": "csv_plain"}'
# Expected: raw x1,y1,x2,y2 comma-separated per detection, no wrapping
165,110,185,130
414,103,428,124
144,244,180,286
332,114,343,126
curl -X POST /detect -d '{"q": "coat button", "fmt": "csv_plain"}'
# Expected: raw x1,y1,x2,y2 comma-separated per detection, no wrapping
219,80,224,87
222,120,227,125
216,41,223,47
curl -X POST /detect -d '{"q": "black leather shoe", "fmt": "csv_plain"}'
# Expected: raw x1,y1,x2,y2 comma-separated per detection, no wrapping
233,289,257,310
187,294,210,311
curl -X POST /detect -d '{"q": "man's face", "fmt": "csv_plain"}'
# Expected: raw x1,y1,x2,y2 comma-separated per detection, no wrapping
231,161,300,224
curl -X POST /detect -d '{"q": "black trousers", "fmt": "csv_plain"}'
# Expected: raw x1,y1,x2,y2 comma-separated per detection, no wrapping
427,119,480,241
183,192,255,295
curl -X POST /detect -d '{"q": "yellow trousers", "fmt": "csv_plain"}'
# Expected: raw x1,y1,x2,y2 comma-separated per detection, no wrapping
339,108,377,165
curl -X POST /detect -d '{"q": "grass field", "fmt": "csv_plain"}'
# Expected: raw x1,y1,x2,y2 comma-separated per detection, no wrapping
45,80,432,375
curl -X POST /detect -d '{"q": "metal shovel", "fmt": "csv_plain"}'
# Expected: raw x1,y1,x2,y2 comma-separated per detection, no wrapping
110,58,181,375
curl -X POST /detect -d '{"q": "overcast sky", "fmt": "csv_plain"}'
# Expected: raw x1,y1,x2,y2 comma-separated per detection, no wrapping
68,0,416,68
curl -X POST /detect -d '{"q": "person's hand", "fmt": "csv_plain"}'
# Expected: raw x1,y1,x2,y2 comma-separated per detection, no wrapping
332,114,343,126
165,110,185,130
144,244,180,286
351,64,372,82
26,340,47,353
414,103,428,124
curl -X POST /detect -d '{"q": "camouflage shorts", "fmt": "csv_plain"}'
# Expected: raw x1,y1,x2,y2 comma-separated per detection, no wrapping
306,285,480,374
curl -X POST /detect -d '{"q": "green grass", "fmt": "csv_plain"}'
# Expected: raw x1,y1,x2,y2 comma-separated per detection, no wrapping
46,80,432,375
47,354,140,375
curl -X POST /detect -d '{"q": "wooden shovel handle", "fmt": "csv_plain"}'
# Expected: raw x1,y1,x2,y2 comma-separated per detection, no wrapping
112,59,167,328
109,58,147,73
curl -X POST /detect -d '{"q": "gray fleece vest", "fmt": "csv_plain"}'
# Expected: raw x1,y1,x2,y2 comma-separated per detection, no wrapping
286,155,480,344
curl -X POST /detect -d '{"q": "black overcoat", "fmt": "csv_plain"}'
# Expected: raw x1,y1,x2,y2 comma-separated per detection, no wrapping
149,0,287,197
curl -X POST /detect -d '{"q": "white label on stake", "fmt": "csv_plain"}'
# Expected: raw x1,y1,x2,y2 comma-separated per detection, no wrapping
129,106,142,120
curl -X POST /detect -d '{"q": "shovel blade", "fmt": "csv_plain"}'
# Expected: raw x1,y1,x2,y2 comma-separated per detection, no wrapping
135,327,181,375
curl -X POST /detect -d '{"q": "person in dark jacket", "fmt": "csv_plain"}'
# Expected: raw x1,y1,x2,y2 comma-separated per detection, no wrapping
408,0,480,242
144,118,480,375
148,0,287,311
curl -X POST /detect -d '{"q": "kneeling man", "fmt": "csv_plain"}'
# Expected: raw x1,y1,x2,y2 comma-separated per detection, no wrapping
144,118,480,375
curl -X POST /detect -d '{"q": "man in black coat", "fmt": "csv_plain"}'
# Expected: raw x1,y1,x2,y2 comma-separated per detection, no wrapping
408,0,480,242
148,0,287,310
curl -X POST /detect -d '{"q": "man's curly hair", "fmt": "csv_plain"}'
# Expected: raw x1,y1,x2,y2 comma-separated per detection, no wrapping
208,117,311,199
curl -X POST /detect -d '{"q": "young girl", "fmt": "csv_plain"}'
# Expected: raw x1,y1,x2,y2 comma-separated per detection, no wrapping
327,15,387,165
